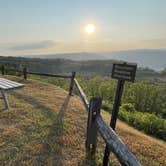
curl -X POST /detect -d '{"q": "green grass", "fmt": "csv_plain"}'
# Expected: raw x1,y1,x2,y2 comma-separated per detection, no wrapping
119,110,166,140
0,76,106,165
0,75,165,166
102,101,166,141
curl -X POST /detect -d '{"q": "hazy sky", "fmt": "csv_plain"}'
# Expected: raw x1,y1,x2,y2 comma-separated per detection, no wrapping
0,0,166,55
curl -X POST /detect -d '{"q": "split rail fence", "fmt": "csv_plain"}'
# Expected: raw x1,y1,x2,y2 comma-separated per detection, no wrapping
1,65,141,166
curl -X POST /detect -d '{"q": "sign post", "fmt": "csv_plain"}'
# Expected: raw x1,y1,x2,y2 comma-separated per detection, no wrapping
103,62,137,166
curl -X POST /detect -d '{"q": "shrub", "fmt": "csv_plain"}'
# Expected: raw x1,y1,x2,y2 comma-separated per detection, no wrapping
120,103,136,112
119,110,166,141
101,102,113,113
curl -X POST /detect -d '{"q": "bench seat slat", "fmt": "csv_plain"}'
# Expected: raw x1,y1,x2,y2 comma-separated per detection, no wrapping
0,81,18,88
0,79,23,87
0,82,14,89
0,78,23,87
0,83,9,89
0,78,24,109
0,78,24,90
0,81,19,89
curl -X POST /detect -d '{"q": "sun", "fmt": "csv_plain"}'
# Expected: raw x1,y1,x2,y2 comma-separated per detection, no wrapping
85,24,95,34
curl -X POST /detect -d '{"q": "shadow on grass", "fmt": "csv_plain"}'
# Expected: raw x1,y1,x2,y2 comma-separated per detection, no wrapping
0,107,8,112
79,152,98,166
13,92,70,165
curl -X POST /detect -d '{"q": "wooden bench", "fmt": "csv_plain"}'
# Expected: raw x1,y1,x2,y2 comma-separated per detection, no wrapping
0,78,24,109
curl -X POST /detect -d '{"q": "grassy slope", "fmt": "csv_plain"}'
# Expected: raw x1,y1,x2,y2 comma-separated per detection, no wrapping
0,76,165,166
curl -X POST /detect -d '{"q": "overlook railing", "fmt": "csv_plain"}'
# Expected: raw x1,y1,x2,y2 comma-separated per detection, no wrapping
74,77,141,166
1,65,141,166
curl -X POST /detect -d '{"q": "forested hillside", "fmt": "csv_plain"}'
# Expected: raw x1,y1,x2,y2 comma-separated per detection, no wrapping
0,76,165,166
29,75,166,141
0,56,166,141
0,56,165,78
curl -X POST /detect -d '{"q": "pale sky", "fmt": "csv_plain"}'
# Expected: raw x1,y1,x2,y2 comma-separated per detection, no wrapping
0,0,166,56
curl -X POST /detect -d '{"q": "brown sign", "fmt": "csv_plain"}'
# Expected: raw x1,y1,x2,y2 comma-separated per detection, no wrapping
111,62,137,82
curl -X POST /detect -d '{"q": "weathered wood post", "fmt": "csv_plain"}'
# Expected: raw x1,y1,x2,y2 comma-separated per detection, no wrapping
69,71,76,96
1,89,10,109
23,67,27,80
103,62,137,166
1,65,5,75
86,97,102,158
103,80,125,166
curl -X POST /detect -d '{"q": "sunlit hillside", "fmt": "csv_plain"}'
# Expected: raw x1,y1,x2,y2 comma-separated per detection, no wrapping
0,76,165,166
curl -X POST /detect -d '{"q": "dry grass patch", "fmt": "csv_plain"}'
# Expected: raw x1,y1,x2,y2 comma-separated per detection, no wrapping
102,112,166,166
0,75,165,166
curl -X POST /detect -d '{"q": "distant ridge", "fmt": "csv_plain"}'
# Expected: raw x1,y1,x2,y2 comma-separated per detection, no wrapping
20,52,108,61
16,49,166,70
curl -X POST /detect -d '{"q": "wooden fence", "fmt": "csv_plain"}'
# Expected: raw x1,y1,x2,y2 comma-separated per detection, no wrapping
1,65,141,166
74,77,141,166
1,66,74,95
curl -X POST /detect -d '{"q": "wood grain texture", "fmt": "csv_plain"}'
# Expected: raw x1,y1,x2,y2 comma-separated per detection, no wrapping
69,72,76,95
86,97,102,155
96,115,142,166
74,78,89,111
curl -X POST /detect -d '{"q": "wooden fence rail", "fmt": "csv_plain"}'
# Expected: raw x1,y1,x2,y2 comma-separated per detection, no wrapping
96,115,141,166
1,66,74,96
74,78,142,166
1,65,141,166
1,66,72,79
74,78,89,111
27,71,72,79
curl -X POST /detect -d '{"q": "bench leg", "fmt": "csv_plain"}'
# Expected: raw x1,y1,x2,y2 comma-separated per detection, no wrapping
1,90,10,109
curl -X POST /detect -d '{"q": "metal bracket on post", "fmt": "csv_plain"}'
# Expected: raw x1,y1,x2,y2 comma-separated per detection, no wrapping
69,71,76,96
86,97,102,158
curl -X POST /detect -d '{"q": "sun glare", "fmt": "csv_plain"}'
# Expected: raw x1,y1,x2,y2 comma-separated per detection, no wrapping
85,24,95,34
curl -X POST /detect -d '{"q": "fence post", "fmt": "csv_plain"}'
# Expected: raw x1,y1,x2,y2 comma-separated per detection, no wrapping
103,80,125,166
69,71,76,96
23,67,27,80
86,97,102,158
1,65,5,75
